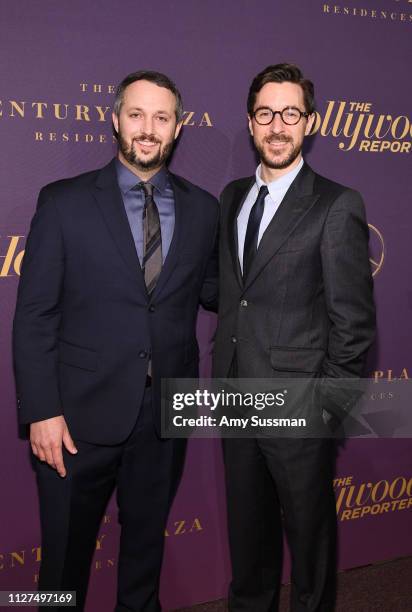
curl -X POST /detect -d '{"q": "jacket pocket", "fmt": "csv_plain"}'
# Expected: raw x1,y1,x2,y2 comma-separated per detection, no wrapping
58,340,98,372
276,241,307,254
270,346,325,373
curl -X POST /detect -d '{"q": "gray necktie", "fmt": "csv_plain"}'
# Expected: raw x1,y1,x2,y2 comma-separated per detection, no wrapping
140,182,162,293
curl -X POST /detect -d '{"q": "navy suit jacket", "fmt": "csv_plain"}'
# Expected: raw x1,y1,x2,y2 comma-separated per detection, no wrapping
13,159,219,444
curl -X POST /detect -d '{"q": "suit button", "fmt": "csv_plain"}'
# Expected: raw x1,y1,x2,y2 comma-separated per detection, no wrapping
138,350,148,358
231,336,237,343
240,299,248,307
148,305,155,313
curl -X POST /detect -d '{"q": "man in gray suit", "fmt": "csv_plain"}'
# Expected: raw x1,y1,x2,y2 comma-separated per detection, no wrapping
213,64,375,611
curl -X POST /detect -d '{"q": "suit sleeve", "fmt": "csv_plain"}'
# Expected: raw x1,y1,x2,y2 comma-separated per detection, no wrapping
316,189,376,425
13,187,64,424
320,188,376,379
199,198,219,313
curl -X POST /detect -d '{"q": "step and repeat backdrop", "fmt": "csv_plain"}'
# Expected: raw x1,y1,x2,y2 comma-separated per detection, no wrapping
1,0,411,609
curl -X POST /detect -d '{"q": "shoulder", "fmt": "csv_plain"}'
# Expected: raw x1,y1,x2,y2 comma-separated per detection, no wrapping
309,170,367,228
38,167,101,207
170,173,219,209
220,176,254,202
312,170,364,209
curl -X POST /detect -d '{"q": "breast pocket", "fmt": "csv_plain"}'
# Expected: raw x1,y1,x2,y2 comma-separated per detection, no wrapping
276,225,319,255
178,249,203,265
276,241,306,254
177,250,205,284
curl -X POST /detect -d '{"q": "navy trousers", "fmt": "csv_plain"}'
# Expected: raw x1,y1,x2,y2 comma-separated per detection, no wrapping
35,389,186,611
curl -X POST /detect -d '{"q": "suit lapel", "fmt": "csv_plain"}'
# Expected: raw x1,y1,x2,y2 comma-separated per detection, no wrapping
93,164,195,301
226,177,254,288
150,173,194,300
93,159,147,295
242,163,319,292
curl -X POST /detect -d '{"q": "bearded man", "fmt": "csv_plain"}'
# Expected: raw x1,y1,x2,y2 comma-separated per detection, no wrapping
13,70,218,611
213,63,375,611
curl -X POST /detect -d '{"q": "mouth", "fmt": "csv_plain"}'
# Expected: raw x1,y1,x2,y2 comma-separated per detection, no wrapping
134,138,160,151
265,139,291,153
266,138,290,146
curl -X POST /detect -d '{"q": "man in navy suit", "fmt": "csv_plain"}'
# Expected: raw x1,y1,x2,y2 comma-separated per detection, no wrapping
13,70,218,611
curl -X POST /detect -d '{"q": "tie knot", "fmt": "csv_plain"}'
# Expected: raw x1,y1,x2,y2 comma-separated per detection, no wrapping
258,185,269,200
139,182,154,197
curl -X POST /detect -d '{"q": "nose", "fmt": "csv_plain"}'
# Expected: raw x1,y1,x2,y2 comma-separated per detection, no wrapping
141,115,155,135
269,112,285,132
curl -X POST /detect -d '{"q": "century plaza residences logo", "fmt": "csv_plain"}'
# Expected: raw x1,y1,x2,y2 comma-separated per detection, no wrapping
322,0,412,23
0,81,214,145
309,100,411,154
0,513,203,584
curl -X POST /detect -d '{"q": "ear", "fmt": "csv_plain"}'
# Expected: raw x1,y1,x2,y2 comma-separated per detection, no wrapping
174,120,183,140
248,114,254,137
112,112,119,135
305,113,316,136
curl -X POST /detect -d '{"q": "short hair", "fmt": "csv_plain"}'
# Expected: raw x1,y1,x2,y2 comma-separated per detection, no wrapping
247,63,315,115
113,70,184,122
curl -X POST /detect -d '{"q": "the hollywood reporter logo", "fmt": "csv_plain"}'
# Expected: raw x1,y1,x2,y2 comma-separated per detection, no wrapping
335,475,412,521
0,235,24,277
310,100,411,153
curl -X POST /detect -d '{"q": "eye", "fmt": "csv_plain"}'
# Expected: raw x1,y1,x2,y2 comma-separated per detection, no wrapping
256,109,272,119
156,115,169,123
129,112,142,119
284,107,300,119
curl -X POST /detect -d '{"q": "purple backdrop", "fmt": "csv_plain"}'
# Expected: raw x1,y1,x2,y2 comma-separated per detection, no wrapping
1,1,411,609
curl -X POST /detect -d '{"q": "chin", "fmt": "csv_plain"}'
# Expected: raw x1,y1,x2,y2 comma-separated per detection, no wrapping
136,158,162,171
137,155,157,166
264,154,290,169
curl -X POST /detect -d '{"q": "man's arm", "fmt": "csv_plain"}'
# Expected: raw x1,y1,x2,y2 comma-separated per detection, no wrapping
199,200,219,313
13,188,77,476
317,189,376,428
320,188,376,380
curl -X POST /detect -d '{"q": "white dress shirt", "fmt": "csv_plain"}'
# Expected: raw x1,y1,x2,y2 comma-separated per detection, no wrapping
237,158,304,272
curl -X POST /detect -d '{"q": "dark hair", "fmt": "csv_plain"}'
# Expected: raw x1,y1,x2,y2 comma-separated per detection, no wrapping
113,70,184,122
247,63,315,115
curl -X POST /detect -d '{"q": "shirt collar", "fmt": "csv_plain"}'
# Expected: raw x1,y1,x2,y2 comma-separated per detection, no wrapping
116,158,170,195
255,157,304,195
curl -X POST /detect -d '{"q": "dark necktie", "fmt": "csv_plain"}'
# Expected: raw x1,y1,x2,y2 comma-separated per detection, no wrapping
140,182,162,293
243,185,269,279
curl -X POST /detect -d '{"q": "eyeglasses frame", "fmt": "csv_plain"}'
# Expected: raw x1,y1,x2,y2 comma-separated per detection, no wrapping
252,106,311,126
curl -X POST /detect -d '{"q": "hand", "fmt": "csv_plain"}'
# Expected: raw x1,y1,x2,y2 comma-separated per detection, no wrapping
30,415,77,477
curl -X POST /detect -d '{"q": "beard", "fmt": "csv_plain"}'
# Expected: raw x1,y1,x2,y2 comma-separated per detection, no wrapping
255,134,302,170
118,129,174,172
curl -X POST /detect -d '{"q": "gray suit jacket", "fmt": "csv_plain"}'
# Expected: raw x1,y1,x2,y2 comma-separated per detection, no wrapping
213,163,375,397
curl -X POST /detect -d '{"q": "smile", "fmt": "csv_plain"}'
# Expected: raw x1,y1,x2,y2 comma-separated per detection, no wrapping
267,141,289,149
136,139,159,148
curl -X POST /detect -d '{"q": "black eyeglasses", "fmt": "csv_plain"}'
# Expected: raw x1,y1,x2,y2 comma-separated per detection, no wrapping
253,106,310,126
